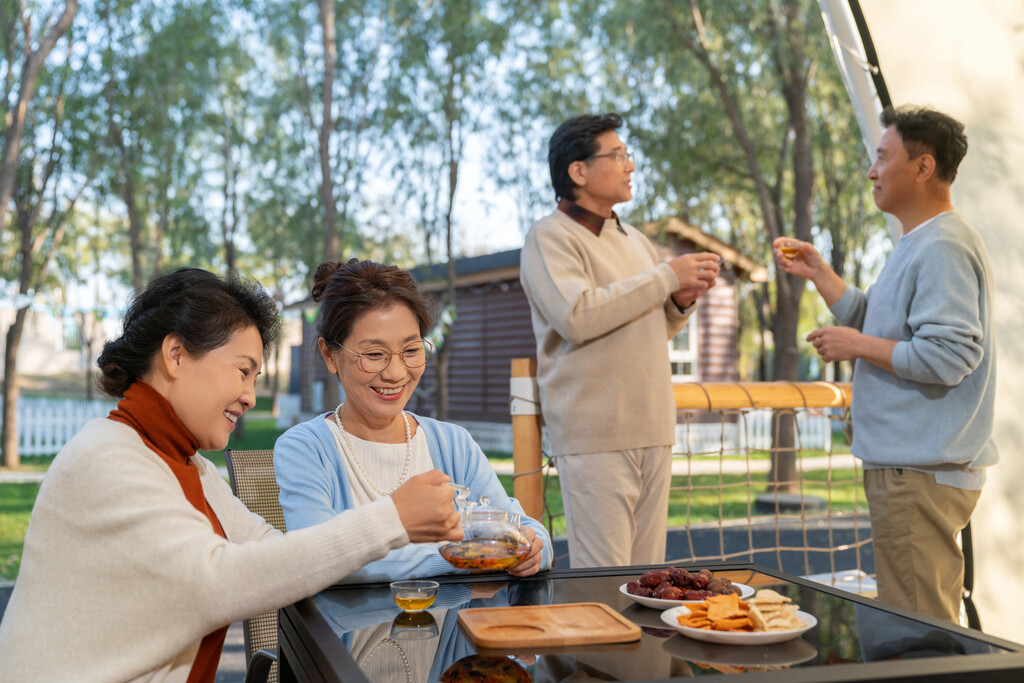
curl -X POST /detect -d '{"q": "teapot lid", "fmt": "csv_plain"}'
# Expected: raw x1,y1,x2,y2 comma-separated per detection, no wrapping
449,484,521,534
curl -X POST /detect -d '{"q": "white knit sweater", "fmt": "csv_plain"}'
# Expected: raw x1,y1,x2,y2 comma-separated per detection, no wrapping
0,418,408,682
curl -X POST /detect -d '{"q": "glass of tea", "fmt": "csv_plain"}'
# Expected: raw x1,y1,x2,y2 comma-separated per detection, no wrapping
779,243,801,258
390,580,439,612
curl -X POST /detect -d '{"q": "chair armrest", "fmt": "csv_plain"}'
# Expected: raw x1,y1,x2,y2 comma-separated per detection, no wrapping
245,648,278,683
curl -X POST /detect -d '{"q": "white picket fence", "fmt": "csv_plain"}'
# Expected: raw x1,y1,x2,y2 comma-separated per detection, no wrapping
2,397,116,457
456,408,835,457
4,398,835,459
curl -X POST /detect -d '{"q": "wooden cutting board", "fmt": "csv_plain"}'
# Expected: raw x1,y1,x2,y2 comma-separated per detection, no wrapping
457,602,641,649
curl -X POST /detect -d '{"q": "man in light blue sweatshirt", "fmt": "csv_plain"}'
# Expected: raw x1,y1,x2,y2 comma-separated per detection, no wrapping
773,105,996,624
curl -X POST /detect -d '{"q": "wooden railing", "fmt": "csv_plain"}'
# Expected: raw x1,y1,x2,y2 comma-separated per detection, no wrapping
509,358,852,520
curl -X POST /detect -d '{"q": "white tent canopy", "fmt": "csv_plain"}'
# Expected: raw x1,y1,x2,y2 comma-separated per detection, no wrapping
818,0,1024,641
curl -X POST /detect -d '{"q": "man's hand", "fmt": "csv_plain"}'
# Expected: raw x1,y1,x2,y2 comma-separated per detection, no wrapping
772,237,823,279
773,237,847,307
806,326,863,363
391,470,463,543
668,252,720,307
807,326,897,373
507,527,544,577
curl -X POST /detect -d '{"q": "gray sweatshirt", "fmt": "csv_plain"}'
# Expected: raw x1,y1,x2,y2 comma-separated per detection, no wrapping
831,211,997,489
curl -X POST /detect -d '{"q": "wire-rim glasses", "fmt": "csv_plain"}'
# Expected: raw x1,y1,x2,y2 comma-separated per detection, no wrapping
337,339,434,373
587,150,633,164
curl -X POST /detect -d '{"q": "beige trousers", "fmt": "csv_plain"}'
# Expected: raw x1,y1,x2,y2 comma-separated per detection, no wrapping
864,467,981,624
554,446,673,568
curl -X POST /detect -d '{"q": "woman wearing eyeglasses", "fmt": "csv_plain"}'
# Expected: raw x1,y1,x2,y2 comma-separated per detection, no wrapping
274,259,551,581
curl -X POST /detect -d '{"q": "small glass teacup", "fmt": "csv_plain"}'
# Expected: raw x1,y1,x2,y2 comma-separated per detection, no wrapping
390,579,439,613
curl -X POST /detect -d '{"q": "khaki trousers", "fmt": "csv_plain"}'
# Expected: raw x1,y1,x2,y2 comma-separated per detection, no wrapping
864,468,980,624
554,446,672,568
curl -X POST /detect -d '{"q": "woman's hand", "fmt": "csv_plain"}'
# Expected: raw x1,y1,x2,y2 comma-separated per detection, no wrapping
507,527,544,577
391,470,463,543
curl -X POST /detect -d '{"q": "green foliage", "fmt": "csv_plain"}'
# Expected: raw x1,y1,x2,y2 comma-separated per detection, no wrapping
2,0,890,374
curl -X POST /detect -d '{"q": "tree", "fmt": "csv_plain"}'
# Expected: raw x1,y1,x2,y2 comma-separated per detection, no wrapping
385,0,516,419
100,0,225,292
1,3,87,468
0,0,77,228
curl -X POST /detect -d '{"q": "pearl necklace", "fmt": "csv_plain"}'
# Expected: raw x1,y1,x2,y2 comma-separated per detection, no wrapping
334,403,412,496
359,637,412,683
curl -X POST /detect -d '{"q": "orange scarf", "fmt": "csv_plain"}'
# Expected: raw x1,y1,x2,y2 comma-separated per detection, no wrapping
108,380,227,683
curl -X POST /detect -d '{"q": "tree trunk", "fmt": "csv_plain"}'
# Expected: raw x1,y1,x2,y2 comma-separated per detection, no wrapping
438,64,461,422
317,0,340,414
766,1,815,493
0,0,78,228
1,307,28,468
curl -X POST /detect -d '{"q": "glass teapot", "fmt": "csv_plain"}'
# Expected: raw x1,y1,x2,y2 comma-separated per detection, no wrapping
438,484,531,571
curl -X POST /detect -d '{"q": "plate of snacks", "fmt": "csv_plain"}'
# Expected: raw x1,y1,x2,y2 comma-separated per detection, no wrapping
659,589,817,645
620,568,753,609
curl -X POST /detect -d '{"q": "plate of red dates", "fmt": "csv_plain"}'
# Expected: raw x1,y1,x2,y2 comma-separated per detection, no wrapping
620,568,753,610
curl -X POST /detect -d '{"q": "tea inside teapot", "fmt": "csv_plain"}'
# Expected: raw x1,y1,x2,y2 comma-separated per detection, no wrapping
439,486,530,570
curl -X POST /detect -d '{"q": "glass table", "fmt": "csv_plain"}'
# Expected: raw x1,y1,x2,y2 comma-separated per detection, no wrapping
278,563,1024,682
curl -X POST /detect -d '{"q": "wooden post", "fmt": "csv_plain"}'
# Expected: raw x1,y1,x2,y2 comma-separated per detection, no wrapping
510,358,544,520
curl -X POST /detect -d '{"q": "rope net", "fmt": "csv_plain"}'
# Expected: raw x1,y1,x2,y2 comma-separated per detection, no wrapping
515,381,874,595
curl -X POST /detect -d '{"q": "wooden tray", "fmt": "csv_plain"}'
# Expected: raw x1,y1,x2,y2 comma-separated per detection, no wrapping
457,602,641,649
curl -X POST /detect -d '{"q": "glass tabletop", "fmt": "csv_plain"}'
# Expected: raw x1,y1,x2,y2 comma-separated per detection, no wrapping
297,564,1024,682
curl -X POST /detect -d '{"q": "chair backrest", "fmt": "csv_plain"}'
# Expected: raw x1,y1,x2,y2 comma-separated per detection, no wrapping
225,448,286,683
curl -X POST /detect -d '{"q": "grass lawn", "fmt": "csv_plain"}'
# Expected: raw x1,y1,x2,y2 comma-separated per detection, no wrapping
0,483,40,580
499,469,863,541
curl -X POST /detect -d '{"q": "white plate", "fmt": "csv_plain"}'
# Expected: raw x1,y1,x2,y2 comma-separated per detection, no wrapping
619,582,754,610
659,605,818,646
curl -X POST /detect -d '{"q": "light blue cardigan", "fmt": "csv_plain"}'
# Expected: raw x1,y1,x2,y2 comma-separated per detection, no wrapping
274,412,552,582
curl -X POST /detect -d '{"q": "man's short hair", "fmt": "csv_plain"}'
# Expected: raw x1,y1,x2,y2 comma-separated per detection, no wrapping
880,105,968,184
548,113,623,201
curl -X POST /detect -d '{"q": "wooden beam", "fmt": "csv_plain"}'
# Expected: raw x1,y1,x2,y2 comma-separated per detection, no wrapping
673,381,852,410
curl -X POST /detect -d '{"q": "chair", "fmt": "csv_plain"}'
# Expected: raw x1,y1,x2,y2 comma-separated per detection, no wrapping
225,448,286,683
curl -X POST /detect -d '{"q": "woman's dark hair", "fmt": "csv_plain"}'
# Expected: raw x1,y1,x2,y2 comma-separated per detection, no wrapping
548,112,624,202
97,268,281,398
880,105,968,184
312,259,434,349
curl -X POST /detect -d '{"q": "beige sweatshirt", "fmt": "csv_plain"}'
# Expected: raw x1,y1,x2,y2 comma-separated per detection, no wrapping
0,418,409,682
520,209,692,456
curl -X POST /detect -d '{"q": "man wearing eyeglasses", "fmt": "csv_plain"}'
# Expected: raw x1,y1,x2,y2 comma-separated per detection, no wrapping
520,113,720,568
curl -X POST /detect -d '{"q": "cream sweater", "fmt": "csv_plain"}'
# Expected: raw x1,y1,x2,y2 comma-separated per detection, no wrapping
0,418,408,682
520,209,692,456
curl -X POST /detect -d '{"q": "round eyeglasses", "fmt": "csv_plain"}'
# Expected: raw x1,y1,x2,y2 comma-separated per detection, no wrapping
337,339,434,373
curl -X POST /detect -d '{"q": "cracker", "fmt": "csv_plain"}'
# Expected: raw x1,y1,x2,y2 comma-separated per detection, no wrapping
748,604,768,631
711,617,752,631
706,593,747,622
748,589,791,604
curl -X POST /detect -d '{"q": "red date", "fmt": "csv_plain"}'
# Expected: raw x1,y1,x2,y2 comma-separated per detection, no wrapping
626,567,738,602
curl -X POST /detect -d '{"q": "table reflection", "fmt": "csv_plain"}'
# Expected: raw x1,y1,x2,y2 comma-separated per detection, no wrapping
315,580,550,682
305,568,1017,681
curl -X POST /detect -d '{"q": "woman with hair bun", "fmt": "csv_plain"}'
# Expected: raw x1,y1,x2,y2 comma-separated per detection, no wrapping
275,259,552,581
0,267,462,682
